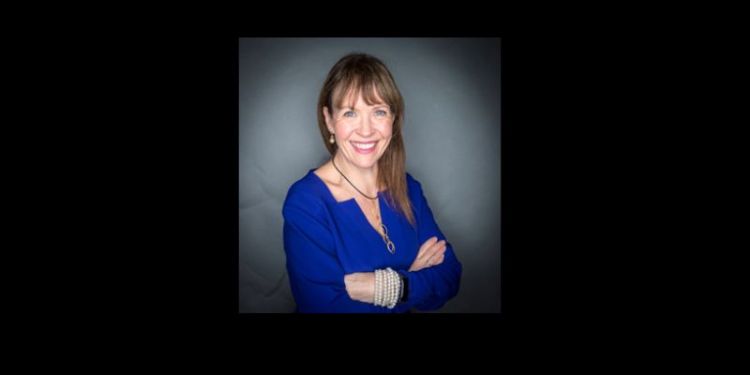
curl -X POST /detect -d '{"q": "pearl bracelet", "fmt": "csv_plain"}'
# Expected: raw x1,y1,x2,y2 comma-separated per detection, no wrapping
373,267,401,309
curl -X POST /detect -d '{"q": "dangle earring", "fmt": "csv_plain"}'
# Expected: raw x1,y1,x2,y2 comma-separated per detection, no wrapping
329,133,335,144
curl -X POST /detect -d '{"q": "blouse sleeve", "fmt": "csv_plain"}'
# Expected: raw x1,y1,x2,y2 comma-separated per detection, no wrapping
282,189,376,313
396,177,462,311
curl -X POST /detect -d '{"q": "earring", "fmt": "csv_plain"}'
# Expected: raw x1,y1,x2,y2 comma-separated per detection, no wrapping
329,133,335,144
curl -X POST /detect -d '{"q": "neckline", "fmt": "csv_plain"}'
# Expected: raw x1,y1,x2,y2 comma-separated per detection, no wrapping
309,168,382,205
308,169,390,241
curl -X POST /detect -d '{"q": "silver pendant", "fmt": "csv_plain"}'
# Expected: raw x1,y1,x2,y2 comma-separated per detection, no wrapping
381,223,395,254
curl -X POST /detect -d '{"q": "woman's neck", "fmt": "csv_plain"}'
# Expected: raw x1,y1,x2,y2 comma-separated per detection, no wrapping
333,152,379,195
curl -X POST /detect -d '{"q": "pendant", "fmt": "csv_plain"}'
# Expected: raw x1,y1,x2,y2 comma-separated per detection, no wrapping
381,223,396,254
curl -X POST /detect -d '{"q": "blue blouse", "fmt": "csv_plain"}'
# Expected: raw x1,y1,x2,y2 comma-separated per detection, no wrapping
282,169,462,313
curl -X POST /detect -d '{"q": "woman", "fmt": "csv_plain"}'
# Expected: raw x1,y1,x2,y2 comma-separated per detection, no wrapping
283,53,462,313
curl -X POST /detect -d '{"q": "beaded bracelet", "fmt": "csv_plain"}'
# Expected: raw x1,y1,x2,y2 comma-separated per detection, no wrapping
373,267,402,309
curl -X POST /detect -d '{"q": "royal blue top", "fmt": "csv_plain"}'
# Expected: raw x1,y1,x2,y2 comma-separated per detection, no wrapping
282,169,462,313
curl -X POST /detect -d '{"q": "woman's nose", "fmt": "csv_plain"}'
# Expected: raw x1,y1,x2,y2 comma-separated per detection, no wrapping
357,116,374,136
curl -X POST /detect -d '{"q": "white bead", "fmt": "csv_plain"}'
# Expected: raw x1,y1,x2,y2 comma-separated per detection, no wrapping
375,269,382,306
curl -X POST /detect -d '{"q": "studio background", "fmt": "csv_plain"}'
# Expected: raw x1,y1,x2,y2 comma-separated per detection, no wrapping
239,38,500,313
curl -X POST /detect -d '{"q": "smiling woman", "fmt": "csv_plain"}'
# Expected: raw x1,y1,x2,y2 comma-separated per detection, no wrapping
282,53,462,313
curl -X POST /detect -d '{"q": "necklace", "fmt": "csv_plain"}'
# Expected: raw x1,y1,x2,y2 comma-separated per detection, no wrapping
331,157,378,200
331,157,396,254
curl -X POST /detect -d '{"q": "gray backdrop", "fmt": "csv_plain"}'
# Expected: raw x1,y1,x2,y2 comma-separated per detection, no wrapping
239,38,500,313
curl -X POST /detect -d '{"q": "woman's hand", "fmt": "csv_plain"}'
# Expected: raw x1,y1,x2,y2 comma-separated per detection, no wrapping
409,236,447,272
344,237,445,303
344,272,375,304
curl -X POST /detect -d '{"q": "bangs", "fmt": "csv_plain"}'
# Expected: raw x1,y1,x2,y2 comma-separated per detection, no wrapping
331,72,398,111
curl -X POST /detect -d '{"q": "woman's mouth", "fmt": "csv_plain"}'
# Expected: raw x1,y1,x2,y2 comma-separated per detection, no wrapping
350,141,377,154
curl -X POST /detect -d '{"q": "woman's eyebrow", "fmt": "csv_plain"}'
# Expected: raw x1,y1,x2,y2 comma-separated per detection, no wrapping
336,103,389,111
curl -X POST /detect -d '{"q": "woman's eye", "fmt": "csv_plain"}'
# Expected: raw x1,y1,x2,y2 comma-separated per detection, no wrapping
343,111,355,118
375,110,388,117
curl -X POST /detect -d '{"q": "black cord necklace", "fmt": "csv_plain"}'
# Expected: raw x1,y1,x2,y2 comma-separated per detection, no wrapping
331,157,378,200
331,157,395,254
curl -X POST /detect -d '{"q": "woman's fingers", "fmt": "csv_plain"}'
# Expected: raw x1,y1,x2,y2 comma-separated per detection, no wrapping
417,237,438,256
431,252,445,266
423,242,446,266
429,240,446,258
417,239,443,263
415,237,438,262
419,241,446,267
410,238,447,272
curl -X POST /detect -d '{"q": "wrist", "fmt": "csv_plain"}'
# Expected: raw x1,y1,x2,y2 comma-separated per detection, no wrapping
345,272,376,303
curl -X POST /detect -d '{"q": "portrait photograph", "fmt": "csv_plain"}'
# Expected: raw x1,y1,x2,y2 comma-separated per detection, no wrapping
239,37,501,313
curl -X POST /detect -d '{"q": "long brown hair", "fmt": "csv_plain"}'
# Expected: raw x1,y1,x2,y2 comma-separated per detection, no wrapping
317,53,414,226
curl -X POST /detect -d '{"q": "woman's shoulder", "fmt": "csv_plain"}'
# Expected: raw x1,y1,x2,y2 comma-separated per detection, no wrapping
285,169,328,204
282,170,332,225
405,172,419,185
405,172,423,192
404,172,428,205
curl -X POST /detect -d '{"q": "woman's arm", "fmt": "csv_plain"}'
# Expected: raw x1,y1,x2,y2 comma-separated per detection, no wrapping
344,236,450,306
344,178,463,312
283,191,376,313
397,177,463,311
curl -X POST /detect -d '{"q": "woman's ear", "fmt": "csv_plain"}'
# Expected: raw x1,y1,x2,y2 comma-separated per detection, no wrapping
322,106,333,133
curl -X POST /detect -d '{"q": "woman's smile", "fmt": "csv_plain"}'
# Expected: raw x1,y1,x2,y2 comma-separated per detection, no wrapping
350,140,378,154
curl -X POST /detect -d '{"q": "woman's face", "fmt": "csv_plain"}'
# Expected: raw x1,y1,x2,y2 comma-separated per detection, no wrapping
323,89,394,170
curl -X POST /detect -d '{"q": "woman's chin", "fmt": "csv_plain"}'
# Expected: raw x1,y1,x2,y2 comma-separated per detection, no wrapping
342,151,381,170
352,158,379,169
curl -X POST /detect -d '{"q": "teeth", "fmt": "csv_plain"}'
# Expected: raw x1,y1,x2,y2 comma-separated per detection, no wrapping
353,142,376,149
